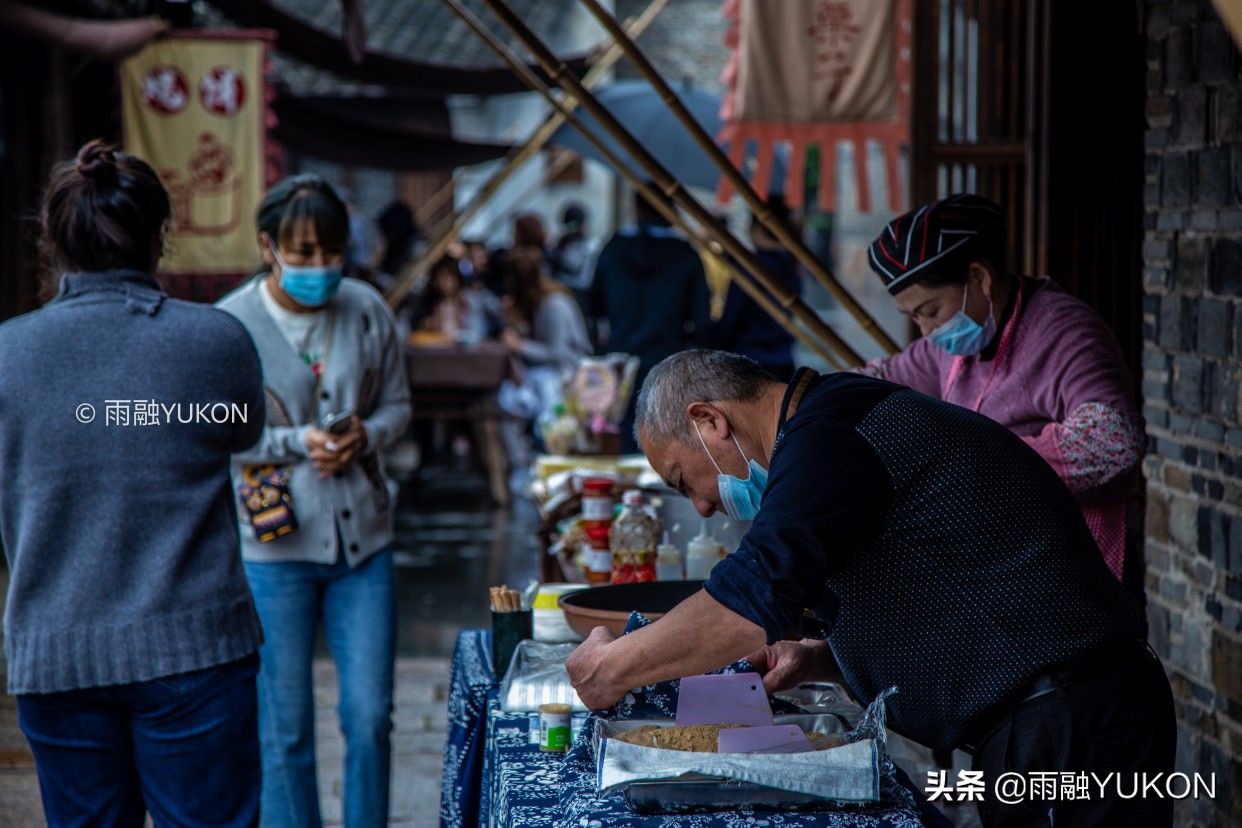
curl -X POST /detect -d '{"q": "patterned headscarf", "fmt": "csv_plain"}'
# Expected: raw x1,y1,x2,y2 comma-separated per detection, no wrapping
867,193,1005,295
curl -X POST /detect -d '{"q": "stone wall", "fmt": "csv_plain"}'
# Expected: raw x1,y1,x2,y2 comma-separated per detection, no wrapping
1141,0,1242,823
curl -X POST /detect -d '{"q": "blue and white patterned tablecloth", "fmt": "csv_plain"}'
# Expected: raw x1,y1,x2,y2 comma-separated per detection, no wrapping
440,629,944,828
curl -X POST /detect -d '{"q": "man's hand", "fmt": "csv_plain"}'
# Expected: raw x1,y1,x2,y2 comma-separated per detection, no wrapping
566,626,625,710
744,640,829,694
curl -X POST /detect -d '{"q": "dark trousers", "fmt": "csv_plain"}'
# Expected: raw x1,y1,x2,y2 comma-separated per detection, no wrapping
17,654,261,828
970,644,1175,827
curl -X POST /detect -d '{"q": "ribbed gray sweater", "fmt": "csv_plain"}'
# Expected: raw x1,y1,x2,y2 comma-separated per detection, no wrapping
0,270,266,694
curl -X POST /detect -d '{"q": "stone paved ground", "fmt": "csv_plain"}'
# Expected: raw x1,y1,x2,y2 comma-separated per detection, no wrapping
0,461,538,828
0,655,453,828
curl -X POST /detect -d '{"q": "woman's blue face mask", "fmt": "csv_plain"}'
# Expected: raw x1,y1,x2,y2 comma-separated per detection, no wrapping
270,243,343,308
928,280,996,357
694,421,767,521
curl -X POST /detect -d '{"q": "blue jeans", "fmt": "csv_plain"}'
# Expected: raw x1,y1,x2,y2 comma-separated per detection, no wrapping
17,654,261,828
244,548,396,828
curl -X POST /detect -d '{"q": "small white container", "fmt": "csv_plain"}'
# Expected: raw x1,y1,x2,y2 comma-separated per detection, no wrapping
655,532,683,581
532,583,589,642
685,520,722,580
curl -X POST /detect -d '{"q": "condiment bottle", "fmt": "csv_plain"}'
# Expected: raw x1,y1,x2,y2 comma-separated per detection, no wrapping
655,532,683,581
581,477,614,524
583,525,613,585
685,520,719,580
609,490,659,584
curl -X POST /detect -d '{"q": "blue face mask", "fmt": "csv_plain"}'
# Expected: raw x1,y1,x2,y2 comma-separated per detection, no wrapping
928,281,997,356
695,422,768,521
271,244,343,308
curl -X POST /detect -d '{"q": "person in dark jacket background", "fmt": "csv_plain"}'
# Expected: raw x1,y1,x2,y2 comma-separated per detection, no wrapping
589,186,711,452
711,195,802,381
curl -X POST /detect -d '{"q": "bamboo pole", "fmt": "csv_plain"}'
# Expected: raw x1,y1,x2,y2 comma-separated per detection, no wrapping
385,0,673,309
472,149,581,242
412,175,456,226
473,0,864,365
573,0,899,357
439,0,841,368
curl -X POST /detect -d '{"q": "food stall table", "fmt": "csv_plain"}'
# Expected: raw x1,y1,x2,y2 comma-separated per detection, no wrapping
406,341,517,505
440,629,941,828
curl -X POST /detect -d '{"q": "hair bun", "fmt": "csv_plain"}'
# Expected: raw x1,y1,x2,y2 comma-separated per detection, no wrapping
76,140,119,183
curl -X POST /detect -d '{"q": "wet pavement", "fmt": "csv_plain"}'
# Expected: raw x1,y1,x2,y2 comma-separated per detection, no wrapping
0,458,540,827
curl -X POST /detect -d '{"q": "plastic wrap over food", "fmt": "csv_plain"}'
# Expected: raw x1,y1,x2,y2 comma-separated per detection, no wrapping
499,640,587,712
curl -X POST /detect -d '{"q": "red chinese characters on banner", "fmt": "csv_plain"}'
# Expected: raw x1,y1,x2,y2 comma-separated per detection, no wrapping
807,1,864,100
161,131,242,238
719,0,911,213
141,66,189,115
121,33,273,279
200,67,246,116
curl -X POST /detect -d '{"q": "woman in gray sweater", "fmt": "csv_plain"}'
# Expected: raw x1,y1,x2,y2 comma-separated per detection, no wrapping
217,175,411,828
0,141,266,825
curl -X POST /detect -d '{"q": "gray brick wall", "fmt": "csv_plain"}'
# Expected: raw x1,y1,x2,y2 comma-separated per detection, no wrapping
1142,1,1242,824
616,0,728,93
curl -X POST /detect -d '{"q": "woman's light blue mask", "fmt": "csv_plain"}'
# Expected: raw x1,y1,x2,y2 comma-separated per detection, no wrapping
695,422,767,521
271,243,343,308
928,281,997,356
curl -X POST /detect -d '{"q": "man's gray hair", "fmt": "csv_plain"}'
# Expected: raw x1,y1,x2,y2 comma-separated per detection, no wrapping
634,349,777,446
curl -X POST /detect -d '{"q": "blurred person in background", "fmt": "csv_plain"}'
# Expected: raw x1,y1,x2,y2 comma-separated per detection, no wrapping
0,140,265,827
710,195,802,382
589,186,711,452
377,200,420,280
217,174,412,828
419,253,488,344
512,211,549,258
547,202,598,312
340,186,383,283
497,245,591,486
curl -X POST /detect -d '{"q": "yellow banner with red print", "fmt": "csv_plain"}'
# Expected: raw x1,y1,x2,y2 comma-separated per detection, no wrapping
120,32,272,275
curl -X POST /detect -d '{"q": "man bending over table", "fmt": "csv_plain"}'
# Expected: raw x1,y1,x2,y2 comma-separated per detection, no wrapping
566,349,1173,828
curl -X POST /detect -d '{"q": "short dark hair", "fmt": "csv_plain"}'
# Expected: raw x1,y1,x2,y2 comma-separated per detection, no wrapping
634,183,673,226
256,174,349,255
39,139,171,277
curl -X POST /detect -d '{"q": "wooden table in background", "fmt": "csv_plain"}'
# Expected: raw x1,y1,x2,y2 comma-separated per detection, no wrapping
405,340,518,506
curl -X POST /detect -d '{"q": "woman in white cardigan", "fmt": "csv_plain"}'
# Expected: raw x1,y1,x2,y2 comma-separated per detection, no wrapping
217,175,411,828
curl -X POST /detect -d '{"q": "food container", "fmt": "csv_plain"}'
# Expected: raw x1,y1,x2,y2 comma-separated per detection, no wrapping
540,703,572,752
490,609,533,680
557,580,703,638
499,640,586,712
532,583,589,642
583,525,613,585
581,477,615,522
594,712,865,814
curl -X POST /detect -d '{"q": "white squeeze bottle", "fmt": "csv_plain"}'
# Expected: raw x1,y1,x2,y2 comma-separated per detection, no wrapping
685,520,718,580
655,531,683,581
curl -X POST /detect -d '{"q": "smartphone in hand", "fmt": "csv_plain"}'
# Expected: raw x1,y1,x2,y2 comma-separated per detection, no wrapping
321,410,355,436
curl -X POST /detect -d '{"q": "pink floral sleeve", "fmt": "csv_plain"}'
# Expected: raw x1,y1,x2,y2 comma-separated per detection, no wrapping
1022,401,1145,493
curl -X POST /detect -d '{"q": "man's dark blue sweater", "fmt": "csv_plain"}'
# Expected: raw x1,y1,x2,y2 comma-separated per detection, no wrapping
705,369,1146,751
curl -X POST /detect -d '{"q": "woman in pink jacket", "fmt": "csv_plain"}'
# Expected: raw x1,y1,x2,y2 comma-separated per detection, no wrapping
861,194,1144,596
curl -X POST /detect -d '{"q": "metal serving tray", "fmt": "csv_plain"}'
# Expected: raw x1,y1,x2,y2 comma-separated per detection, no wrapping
595,712,867,814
